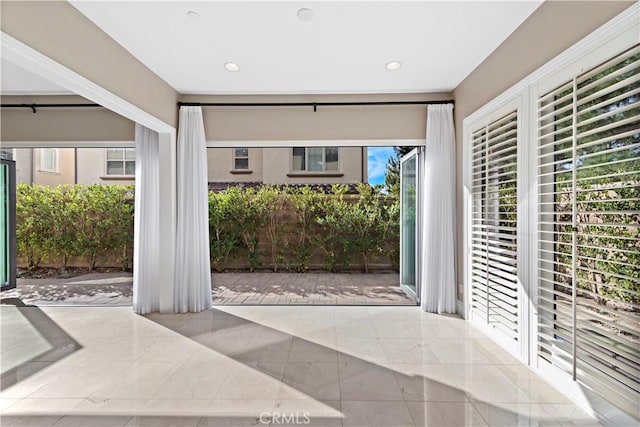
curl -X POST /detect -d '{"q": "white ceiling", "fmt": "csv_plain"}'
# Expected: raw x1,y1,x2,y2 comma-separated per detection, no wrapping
68,1,542,95
1,59,73,95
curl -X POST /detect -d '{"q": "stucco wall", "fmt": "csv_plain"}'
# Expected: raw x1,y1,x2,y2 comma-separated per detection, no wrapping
207,148,264,182
31,148,75,187
13,149,32,184
76,148,135,186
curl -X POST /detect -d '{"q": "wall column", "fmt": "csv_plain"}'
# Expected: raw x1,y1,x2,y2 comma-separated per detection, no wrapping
158,131,177,312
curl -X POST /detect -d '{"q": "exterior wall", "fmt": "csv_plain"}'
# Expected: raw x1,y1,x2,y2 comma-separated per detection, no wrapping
262,147,366,185
32,148,75,187
207,147,367,185
451,1,635,297
14,149,32,184
207,148,264,182
76,148,135,186
13,148,136,186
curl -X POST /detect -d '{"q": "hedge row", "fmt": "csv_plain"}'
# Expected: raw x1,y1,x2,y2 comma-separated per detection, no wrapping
16,184,134,271
209,184,399,273
16,183,399,273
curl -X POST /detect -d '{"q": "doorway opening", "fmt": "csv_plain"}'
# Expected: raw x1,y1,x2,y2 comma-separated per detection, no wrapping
205,144,419,306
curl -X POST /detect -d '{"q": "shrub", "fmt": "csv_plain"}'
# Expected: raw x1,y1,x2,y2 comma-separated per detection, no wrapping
15,184,134,270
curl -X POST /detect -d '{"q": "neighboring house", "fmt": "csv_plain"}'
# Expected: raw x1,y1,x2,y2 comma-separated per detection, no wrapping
6,146,367,187
207,147,367,185
6,147,135,187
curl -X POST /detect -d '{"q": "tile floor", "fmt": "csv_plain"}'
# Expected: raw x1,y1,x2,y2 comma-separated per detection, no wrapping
0,305,605,426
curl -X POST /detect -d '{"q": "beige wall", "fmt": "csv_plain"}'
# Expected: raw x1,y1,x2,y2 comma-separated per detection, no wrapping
76,148,135,186
451,1,635,295
13,149,32,184
1,1,179,127
207,148,264,182
207,147,366,185
31,148,75,187
181,93,452,142
1,96,135,142
13,147,135,186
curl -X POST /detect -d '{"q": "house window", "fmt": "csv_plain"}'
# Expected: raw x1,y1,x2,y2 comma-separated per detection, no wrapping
234,148,249,170
292,147,339,172
106,148,135,176
40,149,57,172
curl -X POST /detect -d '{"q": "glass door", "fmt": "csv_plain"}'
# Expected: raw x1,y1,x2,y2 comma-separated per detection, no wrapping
400,149,419,302
1,159,17,291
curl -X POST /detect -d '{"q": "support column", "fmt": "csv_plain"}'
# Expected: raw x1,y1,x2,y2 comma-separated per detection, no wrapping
158,131,177,312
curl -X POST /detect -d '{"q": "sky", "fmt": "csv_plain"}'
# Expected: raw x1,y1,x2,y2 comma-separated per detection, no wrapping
367,147,395,186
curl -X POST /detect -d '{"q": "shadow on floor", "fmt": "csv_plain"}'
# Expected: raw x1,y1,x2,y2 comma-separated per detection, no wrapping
0,299,82,390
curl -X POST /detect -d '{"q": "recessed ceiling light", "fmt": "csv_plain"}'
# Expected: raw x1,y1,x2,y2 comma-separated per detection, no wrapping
386,61,402,71
186,10,199,19
224,62,240,72
297,8,314,22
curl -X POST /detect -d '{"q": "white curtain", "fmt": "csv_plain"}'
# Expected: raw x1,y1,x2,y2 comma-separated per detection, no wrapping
175,106,212,313
420,104,457,313
133,124,160,314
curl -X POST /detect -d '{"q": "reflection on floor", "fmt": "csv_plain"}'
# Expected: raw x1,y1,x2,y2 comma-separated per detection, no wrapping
1,305,603,426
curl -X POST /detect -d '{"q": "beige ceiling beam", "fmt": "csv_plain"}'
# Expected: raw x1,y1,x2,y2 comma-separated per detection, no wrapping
0,0,178,129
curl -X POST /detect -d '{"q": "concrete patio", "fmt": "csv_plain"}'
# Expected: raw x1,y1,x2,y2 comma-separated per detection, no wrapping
1,272,413,306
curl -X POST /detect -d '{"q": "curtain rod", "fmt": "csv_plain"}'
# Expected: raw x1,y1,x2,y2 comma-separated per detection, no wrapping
0,103,102,113
178,99,454,112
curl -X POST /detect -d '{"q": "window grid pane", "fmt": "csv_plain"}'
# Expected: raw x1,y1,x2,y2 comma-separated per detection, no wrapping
325,147,339,171
234,158,249,170
292,148,306,171
308,147,323,171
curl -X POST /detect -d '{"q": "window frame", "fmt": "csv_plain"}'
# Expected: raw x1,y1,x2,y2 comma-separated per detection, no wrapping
105,147,135,177
39,148,58,173
290,147,340,173
233,147,250,171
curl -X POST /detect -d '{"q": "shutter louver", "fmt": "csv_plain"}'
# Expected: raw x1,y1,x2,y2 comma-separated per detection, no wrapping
537,44,640,418
471,111,520,342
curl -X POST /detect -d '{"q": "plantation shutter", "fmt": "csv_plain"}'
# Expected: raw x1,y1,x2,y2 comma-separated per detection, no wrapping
470,111,520,343
537,44,640,417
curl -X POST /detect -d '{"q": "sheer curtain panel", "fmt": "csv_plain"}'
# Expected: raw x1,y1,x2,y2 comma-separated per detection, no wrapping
133,124,160,314
175,106,213,313
420,104,457,313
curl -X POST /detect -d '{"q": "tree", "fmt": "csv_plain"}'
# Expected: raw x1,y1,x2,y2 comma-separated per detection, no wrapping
384,146,415,195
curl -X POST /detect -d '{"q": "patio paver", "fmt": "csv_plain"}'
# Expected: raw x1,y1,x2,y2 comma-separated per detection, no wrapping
1,272,414,306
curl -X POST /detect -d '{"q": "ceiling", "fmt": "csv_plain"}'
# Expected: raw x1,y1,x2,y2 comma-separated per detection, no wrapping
69,1,543,95
1,59,72,95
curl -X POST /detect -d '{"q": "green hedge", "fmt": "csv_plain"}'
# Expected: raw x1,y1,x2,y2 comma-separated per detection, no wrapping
208,184,399,273
16,184,134,270
16,183,399,273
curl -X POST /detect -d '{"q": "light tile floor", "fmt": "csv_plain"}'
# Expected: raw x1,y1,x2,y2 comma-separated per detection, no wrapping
0,305,607,426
